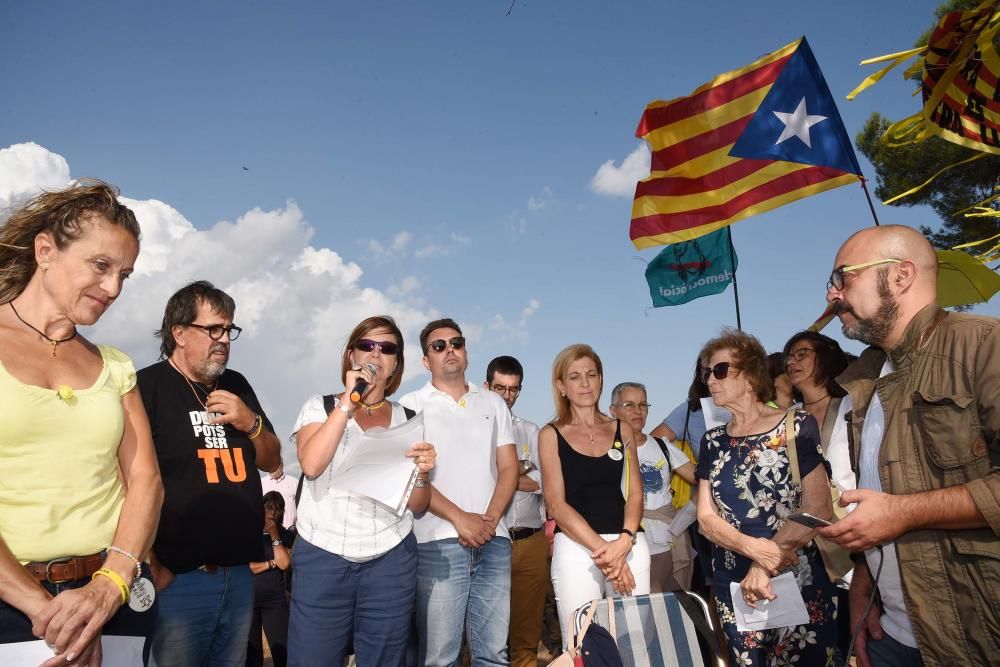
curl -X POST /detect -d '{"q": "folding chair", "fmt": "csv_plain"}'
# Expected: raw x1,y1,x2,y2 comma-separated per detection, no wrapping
570,592,725,667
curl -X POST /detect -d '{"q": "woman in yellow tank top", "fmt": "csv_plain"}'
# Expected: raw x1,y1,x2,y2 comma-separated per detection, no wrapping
0,181,163,665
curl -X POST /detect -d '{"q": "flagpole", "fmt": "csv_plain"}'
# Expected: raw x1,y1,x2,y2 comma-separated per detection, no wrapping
861,177,881,226
726,226,743,330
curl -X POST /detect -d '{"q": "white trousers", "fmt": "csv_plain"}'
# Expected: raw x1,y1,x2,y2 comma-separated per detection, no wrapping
551,532,651,648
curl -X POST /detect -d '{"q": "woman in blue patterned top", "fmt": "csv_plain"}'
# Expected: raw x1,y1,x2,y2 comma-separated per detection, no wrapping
694,329,841,666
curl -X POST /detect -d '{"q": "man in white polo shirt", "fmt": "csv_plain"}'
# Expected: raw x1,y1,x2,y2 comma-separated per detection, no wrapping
401,319,519,667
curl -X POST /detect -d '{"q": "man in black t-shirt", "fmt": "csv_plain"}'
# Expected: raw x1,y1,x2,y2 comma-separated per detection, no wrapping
138,281,280,667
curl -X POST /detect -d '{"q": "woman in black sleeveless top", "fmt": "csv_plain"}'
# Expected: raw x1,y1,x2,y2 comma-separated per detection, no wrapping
538,344,650,648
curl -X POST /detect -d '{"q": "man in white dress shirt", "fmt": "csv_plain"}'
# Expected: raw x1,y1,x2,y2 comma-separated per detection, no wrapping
485,355,544,667
400,319,519,667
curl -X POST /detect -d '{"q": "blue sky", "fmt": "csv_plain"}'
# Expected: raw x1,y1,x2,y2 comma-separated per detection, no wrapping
4,1,994,472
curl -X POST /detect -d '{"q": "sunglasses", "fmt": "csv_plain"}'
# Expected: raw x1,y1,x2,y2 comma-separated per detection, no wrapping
700,362,735,383
354,339,399,355
427,336,466,353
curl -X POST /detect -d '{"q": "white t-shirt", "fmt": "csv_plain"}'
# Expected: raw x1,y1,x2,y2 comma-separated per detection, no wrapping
637,437,694,555
259,472,299,529
400,381,516,544
503,415,544,530
291,396,414,562
858,360,917,648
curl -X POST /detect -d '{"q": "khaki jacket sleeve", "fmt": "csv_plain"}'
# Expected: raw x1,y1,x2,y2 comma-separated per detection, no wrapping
970,323,1000,535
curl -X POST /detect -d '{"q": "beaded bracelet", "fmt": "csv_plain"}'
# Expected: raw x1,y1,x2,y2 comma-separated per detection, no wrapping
93,568,129,605
107,545,142,581
247,414,264,440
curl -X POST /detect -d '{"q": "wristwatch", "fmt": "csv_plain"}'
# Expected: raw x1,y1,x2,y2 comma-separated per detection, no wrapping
271,538,283,547
338,400,353,417
619,528,637,546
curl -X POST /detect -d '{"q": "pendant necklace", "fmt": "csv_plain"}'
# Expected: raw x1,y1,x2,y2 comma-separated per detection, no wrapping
357,398,386,415
9,302,77,356
169,359,217,411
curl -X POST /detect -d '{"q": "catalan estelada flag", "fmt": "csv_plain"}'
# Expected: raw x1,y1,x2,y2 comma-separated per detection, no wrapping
630,38,862,250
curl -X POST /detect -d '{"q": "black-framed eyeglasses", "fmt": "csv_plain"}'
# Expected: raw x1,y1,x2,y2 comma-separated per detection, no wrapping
427,336,466,353
490,383,522,397
700,361,734,383
784,348,816,364
615,401,651,411
354,339,399,355
187,323,242,341
827,258,901,291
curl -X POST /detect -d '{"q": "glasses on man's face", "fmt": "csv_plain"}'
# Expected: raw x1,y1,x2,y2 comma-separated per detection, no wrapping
187,323,242,341
490,383,521,397
700,362,734,383
784,348,816,365
827,258,901,291
616,401,651,411
354,339,399,355
427,336,466,354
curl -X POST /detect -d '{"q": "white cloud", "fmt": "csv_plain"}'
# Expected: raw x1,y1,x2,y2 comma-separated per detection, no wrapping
0,142,71,210
527,186,553,211
365,230,412,261
487,298,542,342
0,143,439,476
387,275,421,298
519,298,541,328
415,232,471,259
590,142,651,197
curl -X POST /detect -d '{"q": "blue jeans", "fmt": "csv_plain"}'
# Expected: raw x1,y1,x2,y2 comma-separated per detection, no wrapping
149,565,254,667
417,537,511,667
866,632,925,667
288,534,417,667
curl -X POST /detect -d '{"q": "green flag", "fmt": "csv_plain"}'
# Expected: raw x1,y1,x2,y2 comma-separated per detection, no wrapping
645,228,737,307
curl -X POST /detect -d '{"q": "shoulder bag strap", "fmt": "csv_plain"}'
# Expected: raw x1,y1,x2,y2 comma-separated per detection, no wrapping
607,596,617,643
403,406,416,420
785,410,802,492
819,397,842,456
652,436,673,476
682,406,692,442
322,394,337,415
569,598,602,657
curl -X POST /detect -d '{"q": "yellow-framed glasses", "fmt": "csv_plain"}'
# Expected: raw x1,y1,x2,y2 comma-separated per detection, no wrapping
827,259,901,291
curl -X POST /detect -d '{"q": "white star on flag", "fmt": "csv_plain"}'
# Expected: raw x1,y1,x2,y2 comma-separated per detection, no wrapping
773,98,827,148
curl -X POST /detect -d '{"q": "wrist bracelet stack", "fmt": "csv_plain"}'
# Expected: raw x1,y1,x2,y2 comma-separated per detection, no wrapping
247,414,263,439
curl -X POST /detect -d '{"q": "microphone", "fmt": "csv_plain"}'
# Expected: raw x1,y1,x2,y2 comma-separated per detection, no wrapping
349,363,380,403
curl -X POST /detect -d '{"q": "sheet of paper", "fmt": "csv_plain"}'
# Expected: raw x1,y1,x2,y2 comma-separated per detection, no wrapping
330,412,423,514
700,397,733,430
0,635,144,666
729,571,809,632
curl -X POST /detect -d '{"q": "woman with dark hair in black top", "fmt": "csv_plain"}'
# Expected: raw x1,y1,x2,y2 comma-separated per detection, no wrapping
247,491,294,667
538,344,649,649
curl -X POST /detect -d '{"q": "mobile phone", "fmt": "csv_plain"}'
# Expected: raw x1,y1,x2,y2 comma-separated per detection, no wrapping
787,512,832,529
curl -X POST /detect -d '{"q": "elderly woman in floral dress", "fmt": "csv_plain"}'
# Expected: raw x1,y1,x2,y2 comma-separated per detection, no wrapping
695,329,841,666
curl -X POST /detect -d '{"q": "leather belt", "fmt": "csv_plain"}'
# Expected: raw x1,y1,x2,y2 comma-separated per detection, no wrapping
510,526,542,541
198,564,218,574
24,553,105,584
